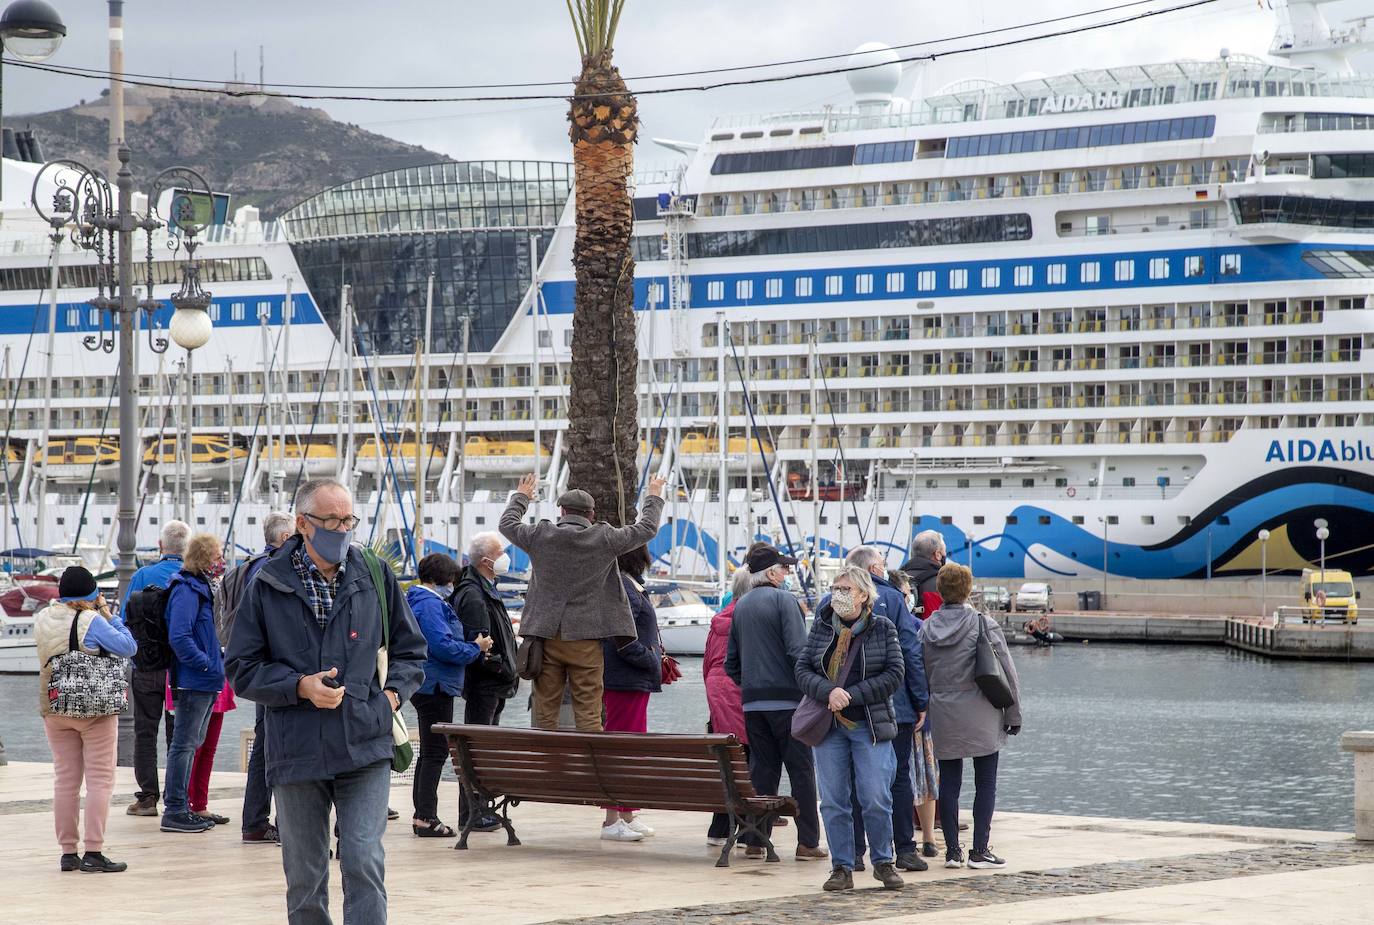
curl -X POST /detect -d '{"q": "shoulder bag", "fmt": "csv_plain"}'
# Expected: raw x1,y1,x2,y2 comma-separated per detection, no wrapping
48,614,128,718
973,614,1016,709
790,631,862,747
362,548,414,773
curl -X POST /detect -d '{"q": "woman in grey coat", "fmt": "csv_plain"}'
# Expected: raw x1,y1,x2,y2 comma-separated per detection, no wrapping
920,563,1022,871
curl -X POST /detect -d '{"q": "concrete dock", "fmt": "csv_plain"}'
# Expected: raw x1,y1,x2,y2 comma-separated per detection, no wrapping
2,761,1370,924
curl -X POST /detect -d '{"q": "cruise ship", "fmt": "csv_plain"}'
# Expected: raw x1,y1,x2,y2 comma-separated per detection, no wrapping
2,0,1373,589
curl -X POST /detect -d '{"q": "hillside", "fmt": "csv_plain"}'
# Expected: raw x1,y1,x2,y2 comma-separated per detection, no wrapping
13,87,449,218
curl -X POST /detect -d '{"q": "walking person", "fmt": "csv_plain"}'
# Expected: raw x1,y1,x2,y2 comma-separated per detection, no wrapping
702,566,753,847
723,545,827,862
795,564,906,892
499,472,665,732
226,478,427,925
407,552,490,839
840,546,930,874
38,567,137,872
122,519,190,817
599,545,664,842
889,568,941,857
452,531,520,832
218,511,295,845
160,533,227,834
921,563,1022,870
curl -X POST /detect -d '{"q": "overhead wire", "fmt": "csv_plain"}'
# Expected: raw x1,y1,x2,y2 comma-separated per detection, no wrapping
3,0,1220,104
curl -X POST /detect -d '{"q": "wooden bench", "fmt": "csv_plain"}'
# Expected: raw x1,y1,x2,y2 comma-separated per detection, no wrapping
434,723,797,866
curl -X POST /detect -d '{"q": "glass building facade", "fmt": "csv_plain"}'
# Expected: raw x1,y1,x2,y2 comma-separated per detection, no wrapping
282,160,573,355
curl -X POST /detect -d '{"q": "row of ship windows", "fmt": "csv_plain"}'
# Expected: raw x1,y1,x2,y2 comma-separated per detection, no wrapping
62,298,303,329
0,257,272,294
663,253,1244,305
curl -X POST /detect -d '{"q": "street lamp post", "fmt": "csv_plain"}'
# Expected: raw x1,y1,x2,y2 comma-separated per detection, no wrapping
1258,528,1270,619
1098,515,1108,606
0,0,67,197
1316,521,1330,585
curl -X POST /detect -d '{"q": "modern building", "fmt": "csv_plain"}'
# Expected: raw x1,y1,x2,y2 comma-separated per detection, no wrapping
281,160,573,355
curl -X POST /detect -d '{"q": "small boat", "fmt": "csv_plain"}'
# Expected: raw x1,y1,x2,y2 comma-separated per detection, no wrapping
355,435,443,476
142,434,250,482
785,471,867,501
258,439,339,479
648,583,715,656
32,437,120,484
677,434,772,474
461,436,549,474
0,581,56,675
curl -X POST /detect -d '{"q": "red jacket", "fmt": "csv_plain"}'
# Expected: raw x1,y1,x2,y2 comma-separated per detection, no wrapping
702,604,747,743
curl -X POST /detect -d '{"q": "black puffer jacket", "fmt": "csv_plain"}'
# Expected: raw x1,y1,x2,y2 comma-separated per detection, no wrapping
794,604,904,744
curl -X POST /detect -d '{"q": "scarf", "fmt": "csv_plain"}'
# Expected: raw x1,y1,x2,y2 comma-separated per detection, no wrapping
825,608,870,730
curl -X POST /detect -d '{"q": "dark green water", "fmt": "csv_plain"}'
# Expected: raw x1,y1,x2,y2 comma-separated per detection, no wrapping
3,643,1369,830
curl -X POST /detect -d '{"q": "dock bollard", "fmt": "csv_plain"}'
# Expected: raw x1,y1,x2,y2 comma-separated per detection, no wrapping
1340,731,1374,840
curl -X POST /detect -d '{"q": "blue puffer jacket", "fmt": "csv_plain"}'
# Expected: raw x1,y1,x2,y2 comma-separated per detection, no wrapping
819,573,928,724
601,574,663,693
166,570,225,693
407,585,482,698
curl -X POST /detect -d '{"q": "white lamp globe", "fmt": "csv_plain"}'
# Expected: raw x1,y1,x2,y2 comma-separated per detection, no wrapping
169,307,212,350
1316,527,1330,541
1258,529,1270,541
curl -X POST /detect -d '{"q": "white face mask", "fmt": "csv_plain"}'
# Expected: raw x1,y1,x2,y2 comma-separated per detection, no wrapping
488,552,512,576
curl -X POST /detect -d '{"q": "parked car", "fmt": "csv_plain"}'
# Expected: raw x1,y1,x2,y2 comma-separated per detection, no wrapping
971,584,1011,612
1014,582,1054,613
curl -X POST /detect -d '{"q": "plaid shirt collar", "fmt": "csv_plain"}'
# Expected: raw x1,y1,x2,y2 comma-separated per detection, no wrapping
292,546,346,627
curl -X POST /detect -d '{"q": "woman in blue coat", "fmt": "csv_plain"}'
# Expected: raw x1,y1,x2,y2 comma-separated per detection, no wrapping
407,553,491,837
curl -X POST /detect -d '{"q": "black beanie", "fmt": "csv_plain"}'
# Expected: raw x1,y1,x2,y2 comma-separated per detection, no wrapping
58,566,99,602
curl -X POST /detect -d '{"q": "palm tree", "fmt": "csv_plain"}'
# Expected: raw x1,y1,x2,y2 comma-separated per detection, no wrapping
564,0,639,526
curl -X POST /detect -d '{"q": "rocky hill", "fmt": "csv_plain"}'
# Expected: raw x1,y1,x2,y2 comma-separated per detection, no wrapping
13,86,448,218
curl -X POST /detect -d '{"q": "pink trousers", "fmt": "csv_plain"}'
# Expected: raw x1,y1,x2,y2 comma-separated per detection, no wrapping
44,714,119,854
602,690,650,813
189,712,224,813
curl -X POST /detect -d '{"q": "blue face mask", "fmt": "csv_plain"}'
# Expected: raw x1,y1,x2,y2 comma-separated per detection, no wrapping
780,573,796,592
305,525,352,565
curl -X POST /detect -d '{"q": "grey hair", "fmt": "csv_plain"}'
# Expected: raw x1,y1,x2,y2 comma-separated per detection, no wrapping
832,564,878,610
159,520,190,555
911,529,947,562
731,565,754,602
262,511,294,547
467,530,504,563
294,478,351,515
845,545,885,572
748,565,784,590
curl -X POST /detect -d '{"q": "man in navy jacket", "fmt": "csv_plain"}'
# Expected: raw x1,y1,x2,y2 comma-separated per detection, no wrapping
227,479,427,925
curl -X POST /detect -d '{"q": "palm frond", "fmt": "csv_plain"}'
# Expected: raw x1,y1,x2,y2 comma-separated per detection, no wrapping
567,0,627,57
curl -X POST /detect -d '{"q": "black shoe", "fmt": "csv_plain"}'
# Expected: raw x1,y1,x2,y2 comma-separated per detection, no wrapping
161,811,213,833
945,847,965,869
921,841,939,858
60,853,80,872
387,807,400,821
853,858,865,872
959,821,970,831
967,848,1006,869
895,851,929,872
822,867,854,892
196,811,230,826
79,852,128,873
872,861,905,890
242,824,280,845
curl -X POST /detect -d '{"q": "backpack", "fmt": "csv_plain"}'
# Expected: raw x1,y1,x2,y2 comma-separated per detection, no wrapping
47,614,128,718
214,552,267,648
125,584,173,672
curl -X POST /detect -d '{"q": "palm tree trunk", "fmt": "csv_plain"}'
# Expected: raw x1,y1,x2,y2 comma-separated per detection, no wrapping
566,48,639,526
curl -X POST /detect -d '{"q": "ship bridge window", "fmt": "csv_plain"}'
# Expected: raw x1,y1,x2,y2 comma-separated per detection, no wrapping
1235,194,1374,230
710,145,856,175
1302,250,1374,278
946,115,1215,159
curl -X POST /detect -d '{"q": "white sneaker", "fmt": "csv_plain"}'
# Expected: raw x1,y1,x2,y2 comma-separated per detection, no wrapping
626,818,655,837
706,837,728,847
600,820,644,842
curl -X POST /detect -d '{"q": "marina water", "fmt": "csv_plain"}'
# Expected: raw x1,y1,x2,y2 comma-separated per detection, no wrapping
2,643,1368,831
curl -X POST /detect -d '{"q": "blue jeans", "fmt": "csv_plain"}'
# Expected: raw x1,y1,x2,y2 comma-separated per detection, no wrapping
162,688,216,817
242,703,272,834
853,722,915,857
814,723,897,870
275,760,391,925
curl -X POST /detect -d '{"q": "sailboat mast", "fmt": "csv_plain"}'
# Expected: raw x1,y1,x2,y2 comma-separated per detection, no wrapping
716,312,727,598
455,315,470,556
530,235,542,498
415,272,433,561
809,336,819,578
36,238,61,551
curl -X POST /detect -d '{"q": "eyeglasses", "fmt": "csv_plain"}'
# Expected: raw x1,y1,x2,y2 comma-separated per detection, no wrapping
302,512,361,531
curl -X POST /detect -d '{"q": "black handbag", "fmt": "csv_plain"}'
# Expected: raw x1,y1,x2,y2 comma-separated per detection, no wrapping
974,615,1016,709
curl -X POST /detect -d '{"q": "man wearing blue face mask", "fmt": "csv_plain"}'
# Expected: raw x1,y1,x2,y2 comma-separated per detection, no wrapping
724,544,827,862
451,531,520,832
226,478,428,925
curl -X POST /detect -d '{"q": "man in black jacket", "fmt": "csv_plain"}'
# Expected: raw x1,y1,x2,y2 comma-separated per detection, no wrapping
452,531,520,830
901,530,947,621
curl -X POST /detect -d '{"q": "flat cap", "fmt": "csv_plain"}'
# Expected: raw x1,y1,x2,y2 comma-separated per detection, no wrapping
557,488,595,512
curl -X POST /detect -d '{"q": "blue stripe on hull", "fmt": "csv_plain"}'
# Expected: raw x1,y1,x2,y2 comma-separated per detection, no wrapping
0,292,323,337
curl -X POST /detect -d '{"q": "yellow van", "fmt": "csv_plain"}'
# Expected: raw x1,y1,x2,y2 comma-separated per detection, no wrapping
1300,568,1359,624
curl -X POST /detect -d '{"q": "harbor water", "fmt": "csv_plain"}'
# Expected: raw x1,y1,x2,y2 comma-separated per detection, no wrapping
2,643,1370,831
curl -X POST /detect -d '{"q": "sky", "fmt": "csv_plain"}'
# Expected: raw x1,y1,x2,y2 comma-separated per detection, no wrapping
5,0,1367,172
